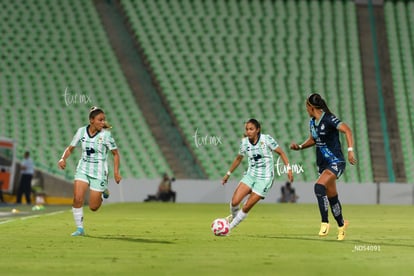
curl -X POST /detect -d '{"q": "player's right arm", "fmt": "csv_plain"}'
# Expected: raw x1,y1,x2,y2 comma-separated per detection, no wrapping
290,134,315,151
222,154,244,185
58,128,82,170
58,145,76,170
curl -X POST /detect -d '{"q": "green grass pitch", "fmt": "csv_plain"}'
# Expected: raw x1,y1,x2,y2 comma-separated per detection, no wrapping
1,203,413,275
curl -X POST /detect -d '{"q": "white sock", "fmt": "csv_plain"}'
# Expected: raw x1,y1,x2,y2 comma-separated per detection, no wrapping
230,210,248,230
72,207,84,229
230,202,240,218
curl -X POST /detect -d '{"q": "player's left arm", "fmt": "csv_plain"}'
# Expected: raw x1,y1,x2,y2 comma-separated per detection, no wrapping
111,149,122,184
337,123,357,165
274,147,294,183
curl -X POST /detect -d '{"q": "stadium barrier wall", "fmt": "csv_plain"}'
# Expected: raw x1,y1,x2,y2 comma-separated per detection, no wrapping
106,179,414,205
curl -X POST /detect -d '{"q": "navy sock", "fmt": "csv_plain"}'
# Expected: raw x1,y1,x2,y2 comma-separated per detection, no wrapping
328,195,344,227
314,184,329,223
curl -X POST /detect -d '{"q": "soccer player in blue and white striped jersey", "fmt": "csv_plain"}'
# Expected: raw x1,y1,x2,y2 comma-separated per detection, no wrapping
58,107,121,236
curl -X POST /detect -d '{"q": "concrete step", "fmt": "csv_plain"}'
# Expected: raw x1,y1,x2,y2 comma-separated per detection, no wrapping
356,3,405,182
94,0,206,179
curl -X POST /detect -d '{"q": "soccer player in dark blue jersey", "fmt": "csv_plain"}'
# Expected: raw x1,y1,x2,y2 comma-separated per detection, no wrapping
290,93,357,240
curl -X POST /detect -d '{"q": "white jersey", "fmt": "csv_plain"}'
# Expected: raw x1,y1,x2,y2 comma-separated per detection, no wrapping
70,125,117,180
238,134,279,179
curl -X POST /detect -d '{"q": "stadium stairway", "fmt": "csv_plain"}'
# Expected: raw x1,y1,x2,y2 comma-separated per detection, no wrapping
355,2,406,183
93,0,206,179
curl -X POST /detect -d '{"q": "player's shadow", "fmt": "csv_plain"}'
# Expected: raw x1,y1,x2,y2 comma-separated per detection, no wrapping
85,234,174,244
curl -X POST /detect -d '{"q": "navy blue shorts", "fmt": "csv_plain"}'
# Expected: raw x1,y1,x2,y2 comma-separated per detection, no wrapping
318,162,346,179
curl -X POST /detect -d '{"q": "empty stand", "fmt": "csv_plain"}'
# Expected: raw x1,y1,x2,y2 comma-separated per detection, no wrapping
0,0,172,180
384,1,414,183
120,0,373,182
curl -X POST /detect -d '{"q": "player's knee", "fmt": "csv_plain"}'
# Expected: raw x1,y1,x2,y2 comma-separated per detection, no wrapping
241,205,251,213
314,183,326,196
231,200,238,207
89,206,99,212
73,196,84,207
89,204,101,212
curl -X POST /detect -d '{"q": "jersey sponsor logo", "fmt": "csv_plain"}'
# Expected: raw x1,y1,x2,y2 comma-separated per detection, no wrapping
252,154,262,162
82,147,99,163
86,147,96,156
249,154,263,167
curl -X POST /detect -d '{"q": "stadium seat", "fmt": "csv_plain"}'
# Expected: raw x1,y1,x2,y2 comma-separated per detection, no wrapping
119,0,372,182
384,1,414,182
0,0,172,180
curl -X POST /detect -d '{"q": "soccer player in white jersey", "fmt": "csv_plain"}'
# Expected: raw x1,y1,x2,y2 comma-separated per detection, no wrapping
58,107,122,236
222,119,294,231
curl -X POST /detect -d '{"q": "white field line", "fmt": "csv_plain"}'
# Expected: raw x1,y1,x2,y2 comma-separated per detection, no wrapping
0,210,68,225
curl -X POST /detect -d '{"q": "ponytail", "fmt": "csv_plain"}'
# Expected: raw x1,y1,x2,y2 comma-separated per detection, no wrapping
307,93,333,115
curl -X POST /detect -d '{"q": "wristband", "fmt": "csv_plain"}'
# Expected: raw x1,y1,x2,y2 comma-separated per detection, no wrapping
298,144,302,150
347,147,353,152
226,171,231,176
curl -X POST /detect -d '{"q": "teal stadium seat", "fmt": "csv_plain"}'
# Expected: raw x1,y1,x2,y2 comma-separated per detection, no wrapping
120,0,373,182
385,1,414,183
0,0,172,180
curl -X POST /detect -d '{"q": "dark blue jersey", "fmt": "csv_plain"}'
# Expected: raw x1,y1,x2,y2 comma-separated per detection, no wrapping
309,112,345,168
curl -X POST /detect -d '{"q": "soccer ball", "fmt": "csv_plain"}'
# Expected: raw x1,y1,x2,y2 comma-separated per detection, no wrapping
211,218,230,236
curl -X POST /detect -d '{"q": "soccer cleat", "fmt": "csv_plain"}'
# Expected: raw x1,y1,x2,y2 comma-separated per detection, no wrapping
318,222,330,237
102,189,110,199
71,227,85,237
337,220,349,241
225,214,233,224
